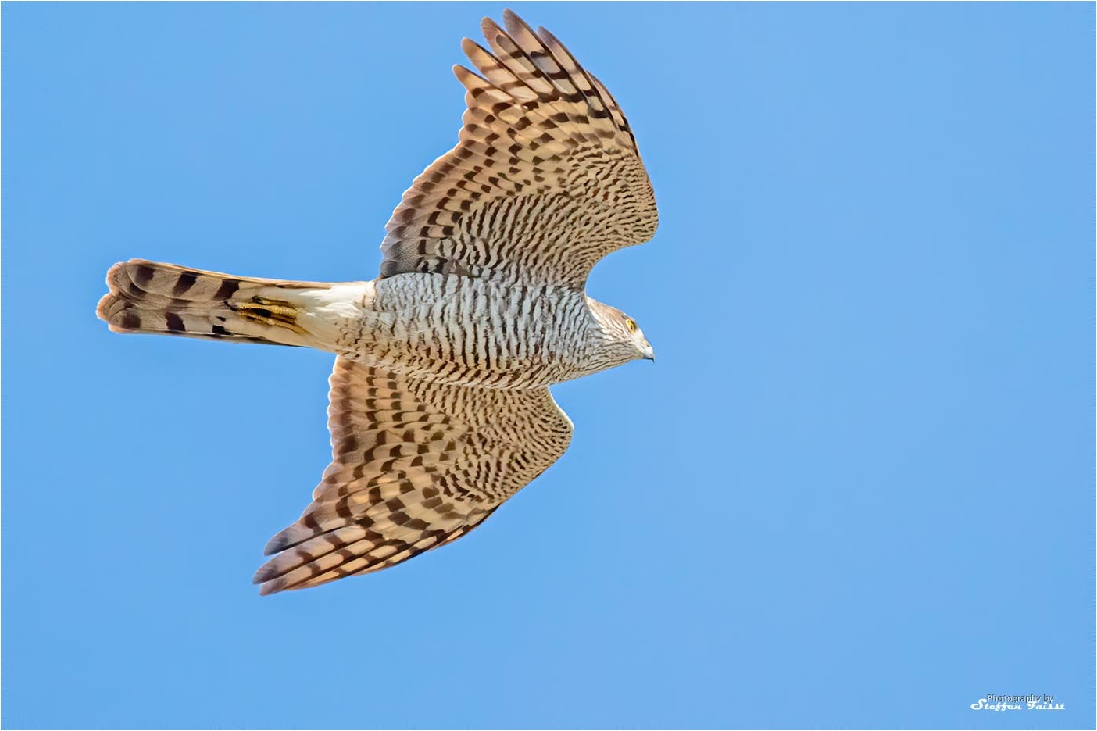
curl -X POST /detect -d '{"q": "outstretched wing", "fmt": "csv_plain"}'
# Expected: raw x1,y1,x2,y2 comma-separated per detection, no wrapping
379,9,658,289
254,356,573,595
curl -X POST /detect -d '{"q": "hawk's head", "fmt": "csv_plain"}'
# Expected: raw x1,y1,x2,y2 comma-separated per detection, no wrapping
588,298,655,365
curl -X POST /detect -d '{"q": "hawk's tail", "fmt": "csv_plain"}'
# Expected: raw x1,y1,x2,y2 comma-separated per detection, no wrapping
97,259,338,347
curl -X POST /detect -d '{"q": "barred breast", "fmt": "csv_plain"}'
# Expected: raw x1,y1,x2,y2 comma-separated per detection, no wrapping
339,273,596,389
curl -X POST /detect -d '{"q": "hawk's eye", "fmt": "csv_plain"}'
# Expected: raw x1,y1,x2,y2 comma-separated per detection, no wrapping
625,318,638,334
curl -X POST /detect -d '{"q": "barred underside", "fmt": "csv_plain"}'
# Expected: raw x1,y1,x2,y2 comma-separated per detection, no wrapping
379,9,658,288
253,356,573,594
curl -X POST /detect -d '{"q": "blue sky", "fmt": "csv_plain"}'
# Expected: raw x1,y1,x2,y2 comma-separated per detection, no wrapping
2,2,1093,728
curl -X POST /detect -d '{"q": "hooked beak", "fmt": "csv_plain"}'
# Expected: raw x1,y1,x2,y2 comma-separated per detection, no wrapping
642,342,655,363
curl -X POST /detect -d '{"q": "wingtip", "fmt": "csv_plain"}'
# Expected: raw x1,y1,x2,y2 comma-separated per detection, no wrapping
501,8,535,39
253,560,288,596
256,580,282,597
252,563,273,584
263,533,288,556
536,25,562,48
480,14,503,41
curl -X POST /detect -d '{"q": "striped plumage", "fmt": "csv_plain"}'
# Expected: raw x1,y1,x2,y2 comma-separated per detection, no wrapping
96,9,658,595
380,13,656,286
254,357,574,594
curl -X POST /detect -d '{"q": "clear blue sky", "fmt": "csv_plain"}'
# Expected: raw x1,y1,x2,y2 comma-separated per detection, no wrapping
2,3,1093,728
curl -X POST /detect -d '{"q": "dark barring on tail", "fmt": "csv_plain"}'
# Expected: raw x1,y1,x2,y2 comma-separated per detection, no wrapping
99,259,330,347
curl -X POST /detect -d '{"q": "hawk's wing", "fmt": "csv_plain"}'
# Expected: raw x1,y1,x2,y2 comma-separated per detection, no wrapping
379,10,658,289
254,357,573,594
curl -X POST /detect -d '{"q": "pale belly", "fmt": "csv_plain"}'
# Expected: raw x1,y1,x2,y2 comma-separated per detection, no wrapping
338,274,594,389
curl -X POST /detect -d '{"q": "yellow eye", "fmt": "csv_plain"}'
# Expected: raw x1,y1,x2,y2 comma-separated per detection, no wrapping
625,318,638,334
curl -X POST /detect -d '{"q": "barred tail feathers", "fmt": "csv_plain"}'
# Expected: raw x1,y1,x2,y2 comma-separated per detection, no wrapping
96,259,354,348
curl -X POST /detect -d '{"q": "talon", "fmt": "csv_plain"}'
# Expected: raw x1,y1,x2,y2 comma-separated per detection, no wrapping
234,298,306,334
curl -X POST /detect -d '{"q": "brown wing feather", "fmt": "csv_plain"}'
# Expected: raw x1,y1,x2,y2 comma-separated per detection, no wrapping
254,356,573,594
379,9,658,288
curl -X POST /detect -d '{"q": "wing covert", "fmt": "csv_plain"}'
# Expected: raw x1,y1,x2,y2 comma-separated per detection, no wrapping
254,356,573,594
379,9,658,288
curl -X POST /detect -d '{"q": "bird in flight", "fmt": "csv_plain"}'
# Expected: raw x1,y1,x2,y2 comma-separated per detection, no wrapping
97,9,658,595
